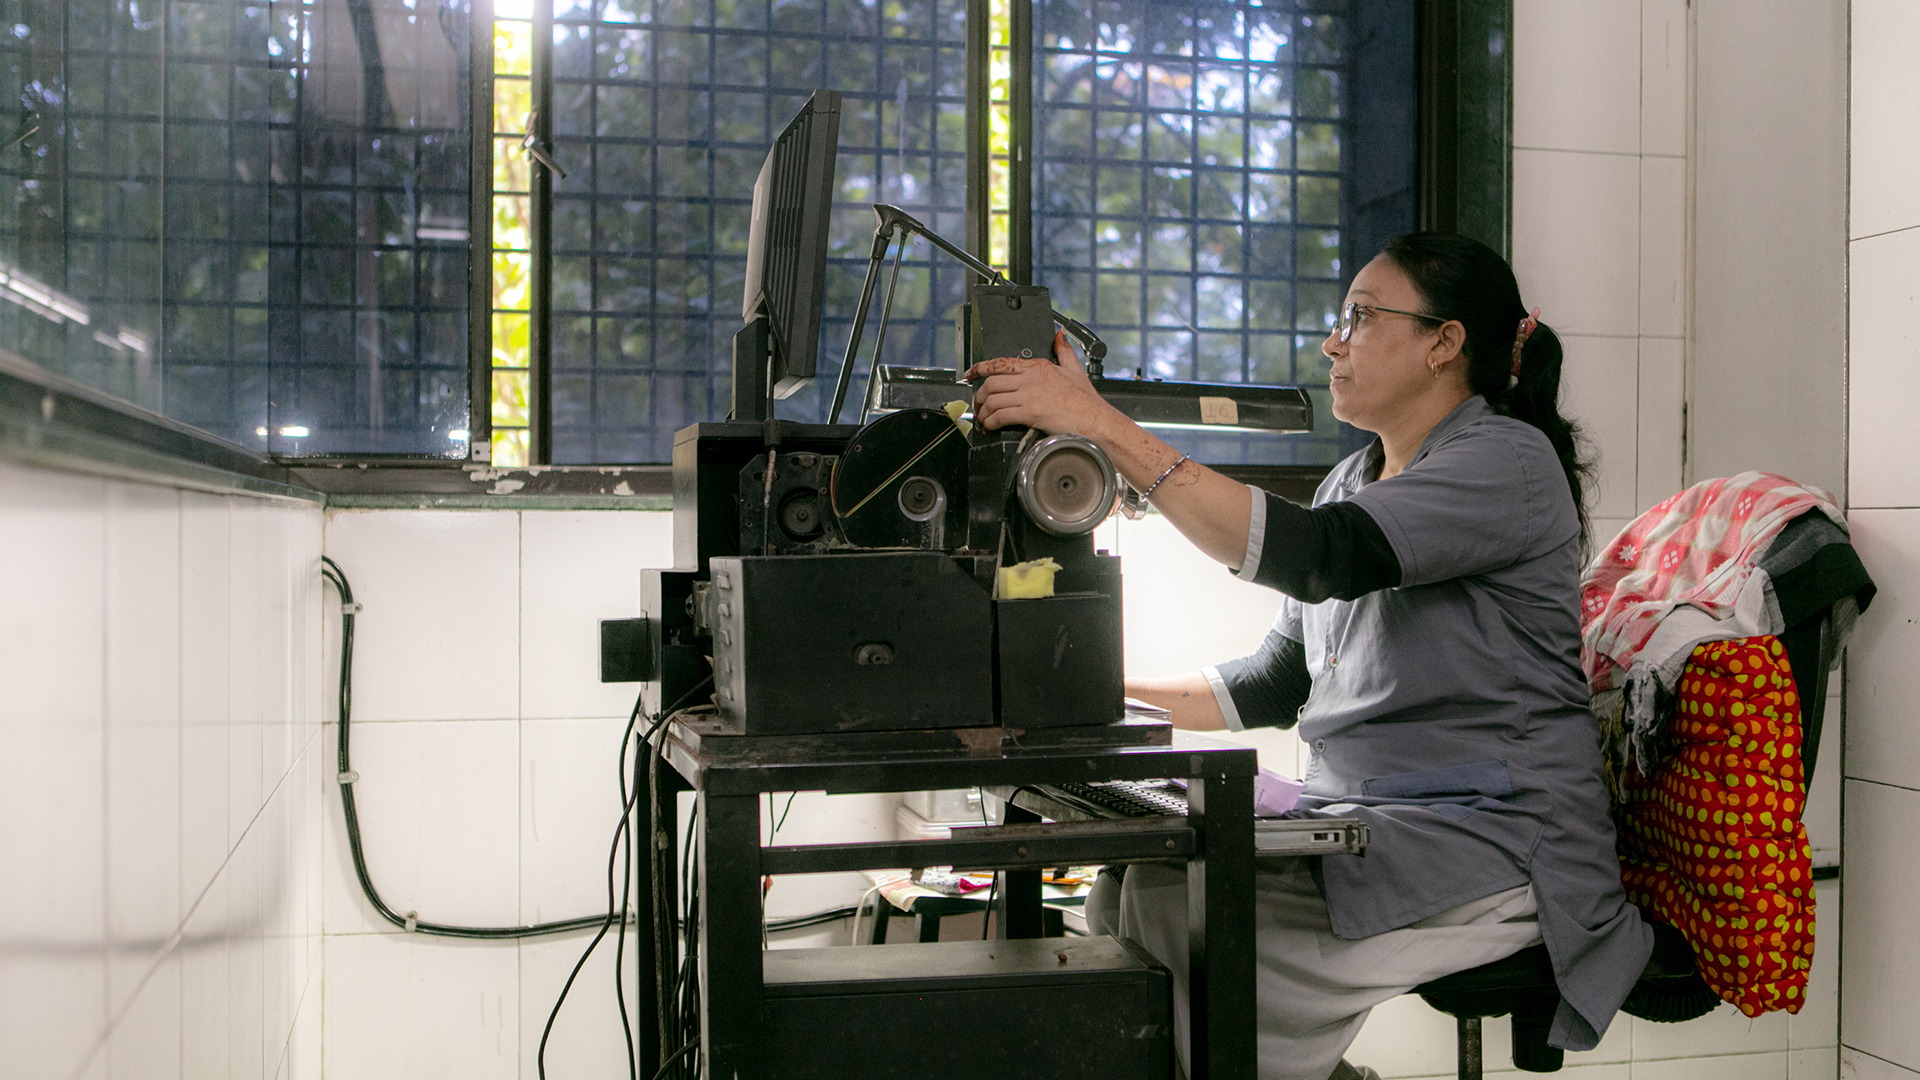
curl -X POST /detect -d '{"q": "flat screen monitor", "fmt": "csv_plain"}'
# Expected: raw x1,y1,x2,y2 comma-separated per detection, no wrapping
742,90,841,400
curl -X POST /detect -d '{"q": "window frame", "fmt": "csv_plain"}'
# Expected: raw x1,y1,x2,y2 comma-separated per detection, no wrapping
0,0,1507,493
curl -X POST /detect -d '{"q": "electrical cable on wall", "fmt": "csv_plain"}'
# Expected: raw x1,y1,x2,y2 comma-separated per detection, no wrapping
322,558,854,1080
323,556,633,940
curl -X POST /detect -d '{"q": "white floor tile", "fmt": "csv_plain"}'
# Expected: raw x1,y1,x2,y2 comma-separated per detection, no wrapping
1841,781,1920,1067
1844,1047,1920,1079
322,508,521,722
1635,1051,1788,1080
1840,510,1920,789
1557,335,1639,521
322,934,519,1080
520,510,674,720
1850,0,1920,239
1640,0,1688,157
1484,1066,1628,1080
1512,149,1643,339
1631,1000,1789,1060
1795,1047,1841,1080
1848,228,1920,510
1513,0,1642,154
320,719,523,934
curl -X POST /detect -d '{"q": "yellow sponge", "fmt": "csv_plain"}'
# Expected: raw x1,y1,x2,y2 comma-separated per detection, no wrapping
944,399,973,434
997,557,1061,599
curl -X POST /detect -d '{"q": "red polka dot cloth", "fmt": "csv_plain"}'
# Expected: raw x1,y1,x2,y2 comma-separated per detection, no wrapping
1615,637,1815,1017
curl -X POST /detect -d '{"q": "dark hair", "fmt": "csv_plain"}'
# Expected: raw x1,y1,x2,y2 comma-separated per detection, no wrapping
1377,231,1594,544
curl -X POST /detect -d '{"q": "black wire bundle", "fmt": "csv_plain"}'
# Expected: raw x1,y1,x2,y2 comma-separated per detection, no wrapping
322,556,621,940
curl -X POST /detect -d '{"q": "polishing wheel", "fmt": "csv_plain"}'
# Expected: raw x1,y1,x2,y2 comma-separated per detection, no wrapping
1016,434,1120,536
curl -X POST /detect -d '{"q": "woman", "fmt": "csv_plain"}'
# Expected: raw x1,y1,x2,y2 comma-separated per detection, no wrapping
965,233,1652,1080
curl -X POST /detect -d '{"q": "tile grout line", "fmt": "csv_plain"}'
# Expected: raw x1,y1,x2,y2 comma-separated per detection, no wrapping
1848,222,1920,245
1842,776,1920,795
1843,1046,1920,1077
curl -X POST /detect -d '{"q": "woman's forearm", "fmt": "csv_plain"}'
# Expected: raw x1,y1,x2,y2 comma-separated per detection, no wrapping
1125,672,1228,731
1083,408,1254,571
966,335,1254,570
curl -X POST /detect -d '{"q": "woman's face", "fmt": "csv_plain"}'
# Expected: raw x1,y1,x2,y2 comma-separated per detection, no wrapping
1322,256,1447,433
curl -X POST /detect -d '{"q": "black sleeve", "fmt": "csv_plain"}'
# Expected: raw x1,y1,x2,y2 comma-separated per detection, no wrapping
1215,630,1311,731
1244,491,1402,602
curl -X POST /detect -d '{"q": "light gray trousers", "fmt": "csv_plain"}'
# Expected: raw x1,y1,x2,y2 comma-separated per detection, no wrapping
1105,860,1543,1080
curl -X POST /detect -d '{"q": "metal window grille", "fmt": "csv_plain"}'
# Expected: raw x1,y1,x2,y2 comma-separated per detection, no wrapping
0,0,473,457
1031,0,1402,465
543,0,970,463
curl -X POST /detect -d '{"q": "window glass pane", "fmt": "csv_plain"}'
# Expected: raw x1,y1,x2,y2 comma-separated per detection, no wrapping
269,0,474,456
0,0,473,457
546,0,969,463
1031,0,1414,466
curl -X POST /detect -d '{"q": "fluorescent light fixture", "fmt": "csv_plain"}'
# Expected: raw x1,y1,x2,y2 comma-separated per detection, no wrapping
416,226,469,242
256,427,269,437
279,425,310,438
448,429,469,441
865,366,1312,435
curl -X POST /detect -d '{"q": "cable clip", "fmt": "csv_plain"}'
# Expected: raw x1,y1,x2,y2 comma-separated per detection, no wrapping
337,770,359,785
404,911,419,933
341,602,364,615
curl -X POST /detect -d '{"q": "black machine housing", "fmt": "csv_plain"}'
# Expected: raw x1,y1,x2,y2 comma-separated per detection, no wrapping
642,403,1125,737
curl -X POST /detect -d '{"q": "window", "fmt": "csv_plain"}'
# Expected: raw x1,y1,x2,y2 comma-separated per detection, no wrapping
1025,0,1417,465
3,0,1505,473
0,0,474,457
530,0,971,466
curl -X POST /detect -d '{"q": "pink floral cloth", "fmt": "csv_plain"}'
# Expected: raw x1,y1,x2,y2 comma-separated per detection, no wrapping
1580,472,1843,693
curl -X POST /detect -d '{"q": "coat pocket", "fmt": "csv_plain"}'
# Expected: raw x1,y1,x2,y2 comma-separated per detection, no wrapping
1361,759,1514,801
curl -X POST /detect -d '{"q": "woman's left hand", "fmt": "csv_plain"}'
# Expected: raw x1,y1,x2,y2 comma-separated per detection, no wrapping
963,329,1116,437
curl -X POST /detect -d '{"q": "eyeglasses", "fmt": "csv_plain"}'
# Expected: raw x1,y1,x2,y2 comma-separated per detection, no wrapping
1334,301,1447,344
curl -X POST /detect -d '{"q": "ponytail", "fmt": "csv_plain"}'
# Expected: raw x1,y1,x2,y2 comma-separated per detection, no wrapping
1377,232,1595,545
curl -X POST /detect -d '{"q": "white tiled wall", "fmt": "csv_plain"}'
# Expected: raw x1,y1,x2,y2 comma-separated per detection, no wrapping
1512,0,1689,550
1842,3,1920,1073
0,459,326,1080
310,506,1296,1076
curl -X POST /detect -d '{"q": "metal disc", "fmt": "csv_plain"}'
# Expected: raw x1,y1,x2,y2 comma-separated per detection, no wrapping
1016,434,1119,535
829,408,969,549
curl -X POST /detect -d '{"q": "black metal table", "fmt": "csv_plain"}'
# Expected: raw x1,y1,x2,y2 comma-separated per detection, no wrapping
639,720,1260,1080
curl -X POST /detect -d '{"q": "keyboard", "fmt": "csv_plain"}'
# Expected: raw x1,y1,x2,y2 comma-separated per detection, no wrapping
1044,780,1189,818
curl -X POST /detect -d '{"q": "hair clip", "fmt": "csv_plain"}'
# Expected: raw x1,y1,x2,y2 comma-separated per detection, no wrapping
1511,307,1542,380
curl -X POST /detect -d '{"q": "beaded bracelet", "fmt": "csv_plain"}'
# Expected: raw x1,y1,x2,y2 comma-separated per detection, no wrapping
1140,452,1191,502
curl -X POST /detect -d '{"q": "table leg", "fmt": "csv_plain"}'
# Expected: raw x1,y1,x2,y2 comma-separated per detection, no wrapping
698,790,763,1079
870,899,892,944
998,802,1045,939
639,753,683,1076
1186,771,1255,1080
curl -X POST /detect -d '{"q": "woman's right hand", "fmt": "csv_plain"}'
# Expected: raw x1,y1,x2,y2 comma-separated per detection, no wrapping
964,329,1119,438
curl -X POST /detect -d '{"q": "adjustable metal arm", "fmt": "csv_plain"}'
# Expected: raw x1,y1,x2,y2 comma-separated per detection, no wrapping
827,204,1108,425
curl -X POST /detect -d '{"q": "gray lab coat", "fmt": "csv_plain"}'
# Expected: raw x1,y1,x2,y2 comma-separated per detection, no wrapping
1237,396,1653,1051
